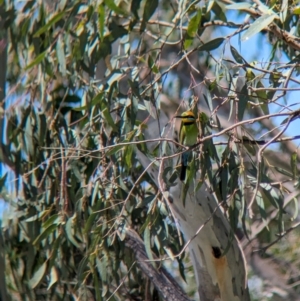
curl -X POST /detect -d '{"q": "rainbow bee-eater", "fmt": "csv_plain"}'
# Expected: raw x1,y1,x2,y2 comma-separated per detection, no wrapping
175,110,199,181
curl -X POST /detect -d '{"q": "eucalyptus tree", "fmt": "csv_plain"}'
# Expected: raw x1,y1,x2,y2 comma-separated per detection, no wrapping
1,1,300,301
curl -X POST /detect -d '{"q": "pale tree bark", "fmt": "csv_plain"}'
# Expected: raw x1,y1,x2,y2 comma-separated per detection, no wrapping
168,180,249,301
137,107,250,301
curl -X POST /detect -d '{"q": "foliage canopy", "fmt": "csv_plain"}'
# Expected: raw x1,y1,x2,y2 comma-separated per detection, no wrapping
1,0,300,300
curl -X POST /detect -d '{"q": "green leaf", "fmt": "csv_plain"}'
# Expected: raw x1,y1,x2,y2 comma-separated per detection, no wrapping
260,182,283,209
25,212,44,222
125,145,133,167
184,10,202,49
198,37,224,52
221,165,228,201
106,70,124,87
84,202,102,234
0,173,7,191
47,266,58,290
274,166,293,178
290,152,298,181
256,192,267,222
178,259,187,282
56,35,67,76
104,0,128,15
78,256,89,282
140,0,158,32
131,0,142,19
226,2,252,10
292,196,299,220
147,55,159,74
96,256,108,296
24,115,34,156
211,1,226,22
73,92,104,111
230,46,247,65
29,261,47,288
106,144,124,156
228,202,239,231
203,92,213,112
34,11,66,37
101,106,118,132
98,4,105,40
144,227,155,267
25,51,47,70
241,14,277,41
37,113,47,145
228,70,239,99
65,216,82,249
238,84,248,121
49,234,62,268
42,214,61,228
280,0,288,23
33,224,58,246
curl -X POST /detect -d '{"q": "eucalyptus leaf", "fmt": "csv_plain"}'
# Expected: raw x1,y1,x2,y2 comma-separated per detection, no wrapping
226,2,252,10
140,0,158,32
25,51,47,70
56,35,67,76
238,84,249,121
198,37,224,52
47,266,58,290
33,11,66,37
144,227,155,267
33,224,58,246
242,14,277,41
29,262,47,288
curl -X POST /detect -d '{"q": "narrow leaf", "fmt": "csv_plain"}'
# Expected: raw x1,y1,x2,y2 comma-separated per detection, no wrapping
106,145,124,156
104,0,128,15
226,2,252,10
241,14,277,41
292,196,298,220
0,173,7,191
230,46,248,65
290,152,298,181
198,37,224,52
56,35,67,76
131,0,142,19
47,266,58,290
140,0,158,32
65,216,82,249
203,92,213,112
34,11,65,37
25,51,47,70
144,227,155,267
98,4,105,40
238,84,248,121
33,224,57,246
29,262,47,288
184,10,202,49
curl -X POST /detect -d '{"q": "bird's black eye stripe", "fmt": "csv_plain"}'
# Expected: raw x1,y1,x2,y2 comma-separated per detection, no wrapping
183,121,195,125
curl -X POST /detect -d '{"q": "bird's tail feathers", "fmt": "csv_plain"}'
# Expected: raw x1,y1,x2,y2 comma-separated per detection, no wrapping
180,153,188,181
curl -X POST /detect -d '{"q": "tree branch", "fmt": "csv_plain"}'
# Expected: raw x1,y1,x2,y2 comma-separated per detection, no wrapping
124,228,192,301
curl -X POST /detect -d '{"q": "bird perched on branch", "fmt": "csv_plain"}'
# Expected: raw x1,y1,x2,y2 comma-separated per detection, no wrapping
175,110,199,181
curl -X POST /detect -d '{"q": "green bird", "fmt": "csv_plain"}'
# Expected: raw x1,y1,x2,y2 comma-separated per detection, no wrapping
175,110,199,181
